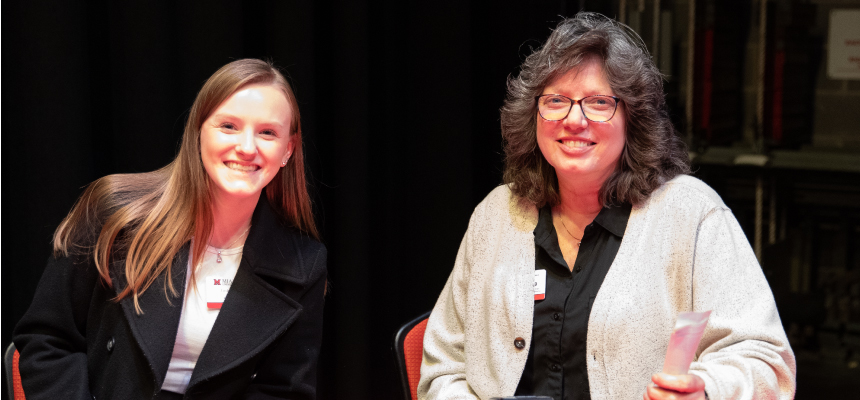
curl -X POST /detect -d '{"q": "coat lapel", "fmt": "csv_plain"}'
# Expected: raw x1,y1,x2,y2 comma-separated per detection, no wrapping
188,196,310,387
113,244,189,388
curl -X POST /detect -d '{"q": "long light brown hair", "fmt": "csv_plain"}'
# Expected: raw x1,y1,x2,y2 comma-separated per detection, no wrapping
501,13,690,207
53,59,318,312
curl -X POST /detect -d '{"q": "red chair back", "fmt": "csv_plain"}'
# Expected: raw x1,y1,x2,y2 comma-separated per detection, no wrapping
394,311,431,400
13,350,26,400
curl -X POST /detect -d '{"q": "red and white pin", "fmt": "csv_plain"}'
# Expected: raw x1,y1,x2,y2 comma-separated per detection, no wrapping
534,269,546,301
206,276,232,309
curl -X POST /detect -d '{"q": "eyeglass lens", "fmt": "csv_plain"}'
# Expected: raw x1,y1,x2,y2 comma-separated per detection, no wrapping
538,95,617,122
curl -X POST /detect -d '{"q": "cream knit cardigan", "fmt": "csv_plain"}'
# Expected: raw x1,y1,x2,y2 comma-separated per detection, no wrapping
419,176,796,400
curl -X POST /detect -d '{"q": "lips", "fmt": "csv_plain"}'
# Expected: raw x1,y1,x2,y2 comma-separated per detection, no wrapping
224,161,260,172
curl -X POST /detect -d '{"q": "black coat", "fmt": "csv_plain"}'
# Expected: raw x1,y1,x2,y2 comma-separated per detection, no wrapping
13,198,327,399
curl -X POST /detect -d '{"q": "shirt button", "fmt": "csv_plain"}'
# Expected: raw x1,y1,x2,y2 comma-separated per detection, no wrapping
574,265,582,273
552,313,561,321
550,363,561,371
514,337,526,349
106,337,115,353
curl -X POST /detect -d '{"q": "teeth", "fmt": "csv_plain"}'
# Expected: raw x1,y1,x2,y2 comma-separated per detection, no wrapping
561,140,593,148
225,162,258,172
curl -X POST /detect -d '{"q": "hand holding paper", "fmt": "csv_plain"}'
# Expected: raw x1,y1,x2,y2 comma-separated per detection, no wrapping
643,311,712,400
663,311,712,374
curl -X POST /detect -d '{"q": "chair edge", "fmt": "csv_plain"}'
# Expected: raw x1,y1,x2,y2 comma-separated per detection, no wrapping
393,311,432,400
4,342,16,400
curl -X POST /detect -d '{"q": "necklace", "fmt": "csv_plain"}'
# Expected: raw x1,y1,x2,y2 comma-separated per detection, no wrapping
211,225,251,263
558,215,582,247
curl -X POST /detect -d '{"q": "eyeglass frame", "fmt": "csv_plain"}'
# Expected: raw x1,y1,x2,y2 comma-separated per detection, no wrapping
535,94,622,122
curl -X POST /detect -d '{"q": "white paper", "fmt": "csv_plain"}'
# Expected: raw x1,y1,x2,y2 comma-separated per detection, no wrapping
828,9,860,80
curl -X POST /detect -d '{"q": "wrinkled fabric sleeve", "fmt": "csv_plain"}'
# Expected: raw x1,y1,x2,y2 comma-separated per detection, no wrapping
688,208,797,400
418,204,482,400
13,255,97,400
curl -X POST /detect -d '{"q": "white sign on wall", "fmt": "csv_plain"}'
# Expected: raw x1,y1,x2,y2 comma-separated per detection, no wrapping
828,9,860,80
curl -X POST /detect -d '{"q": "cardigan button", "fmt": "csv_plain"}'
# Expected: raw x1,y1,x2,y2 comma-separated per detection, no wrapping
514,337,526,349
106,337,115,353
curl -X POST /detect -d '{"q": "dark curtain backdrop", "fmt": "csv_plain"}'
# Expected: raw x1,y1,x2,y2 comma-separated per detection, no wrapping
2,1,617,398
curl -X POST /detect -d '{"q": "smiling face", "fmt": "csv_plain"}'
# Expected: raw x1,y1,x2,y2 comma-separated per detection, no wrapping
536,58,626,188
200,83,294,204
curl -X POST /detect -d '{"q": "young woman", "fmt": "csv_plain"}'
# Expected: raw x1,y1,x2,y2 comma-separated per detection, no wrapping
13,59,327,400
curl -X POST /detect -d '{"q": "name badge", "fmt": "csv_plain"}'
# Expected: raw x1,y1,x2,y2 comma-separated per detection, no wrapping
206,276,233,309
534,269,546,301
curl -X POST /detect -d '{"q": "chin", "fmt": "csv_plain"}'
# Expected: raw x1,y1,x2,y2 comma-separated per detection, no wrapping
214,186,265,201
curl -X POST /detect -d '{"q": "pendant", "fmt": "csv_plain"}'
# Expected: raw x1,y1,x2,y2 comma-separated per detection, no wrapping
216,250,223,263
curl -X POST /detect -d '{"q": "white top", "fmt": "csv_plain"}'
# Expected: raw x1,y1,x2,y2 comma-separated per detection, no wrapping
161,242,243,394
419,176,796,400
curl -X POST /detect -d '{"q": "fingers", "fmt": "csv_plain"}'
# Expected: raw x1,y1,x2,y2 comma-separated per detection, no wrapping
645,374,707,400
646,384,704,400
651,373,705,393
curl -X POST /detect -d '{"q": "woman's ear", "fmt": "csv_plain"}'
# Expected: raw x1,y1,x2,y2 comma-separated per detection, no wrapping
281,137,295,167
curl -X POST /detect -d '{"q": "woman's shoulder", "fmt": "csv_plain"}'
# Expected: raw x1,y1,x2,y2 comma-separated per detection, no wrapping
481,184,516,207
248,203,327,283
283,226,327,255
646,175,728,211
469,184,538,233
284,228,327,277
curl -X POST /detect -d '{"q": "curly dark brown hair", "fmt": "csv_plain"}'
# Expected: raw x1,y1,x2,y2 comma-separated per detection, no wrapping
501,12,690,207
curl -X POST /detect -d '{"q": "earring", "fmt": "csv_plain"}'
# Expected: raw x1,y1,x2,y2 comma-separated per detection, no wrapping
281,160,287,166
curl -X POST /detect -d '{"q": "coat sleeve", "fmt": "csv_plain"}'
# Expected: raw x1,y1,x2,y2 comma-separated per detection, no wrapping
13,254,98,400
688,207,797,400
418,207,482,400
242,244,328,400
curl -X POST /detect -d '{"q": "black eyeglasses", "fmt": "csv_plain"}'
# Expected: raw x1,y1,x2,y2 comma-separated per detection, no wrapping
535,94,621,122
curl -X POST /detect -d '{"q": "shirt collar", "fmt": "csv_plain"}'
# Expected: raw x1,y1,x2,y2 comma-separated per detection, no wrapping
593,202,632,237
533,202,631,241
533,206,556,246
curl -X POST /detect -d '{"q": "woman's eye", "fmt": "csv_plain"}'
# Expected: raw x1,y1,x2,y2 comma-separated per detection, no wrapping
541,96,569,109
585,97,615,109
260,130,277,137
220,123,237,130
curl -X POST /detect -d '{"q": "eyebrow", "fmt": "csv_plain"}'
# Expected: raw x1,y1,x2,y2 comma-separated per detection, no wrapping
210,113,286,130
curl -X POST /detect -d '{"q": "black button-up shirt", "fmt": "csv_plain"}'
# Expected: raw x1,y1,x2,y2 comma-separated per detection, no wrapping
515,203,631,400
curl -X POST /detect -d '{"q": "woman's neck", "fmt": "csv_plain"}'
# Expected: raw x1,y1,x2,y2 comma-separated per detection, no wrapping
208,193,259,249
556,175,604,217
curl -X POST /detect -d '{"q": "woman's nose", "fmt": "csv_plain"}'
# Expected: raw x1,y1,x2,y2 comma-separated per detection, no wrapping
236,130,257,155
562,103,588,129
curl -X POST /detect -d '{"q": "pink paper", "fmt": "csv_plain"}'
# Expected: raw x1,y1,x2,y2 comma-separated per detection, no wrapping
662,311,712,375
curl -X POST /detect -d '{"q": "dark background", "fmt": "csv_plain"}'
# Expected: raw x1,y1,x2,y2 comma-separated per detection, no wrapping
3,1,859,399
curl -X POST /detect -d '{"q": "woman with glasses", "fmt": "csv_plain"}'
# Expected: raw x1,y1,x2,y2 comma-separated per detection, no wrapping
419,13,795,400
13,59,326,399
